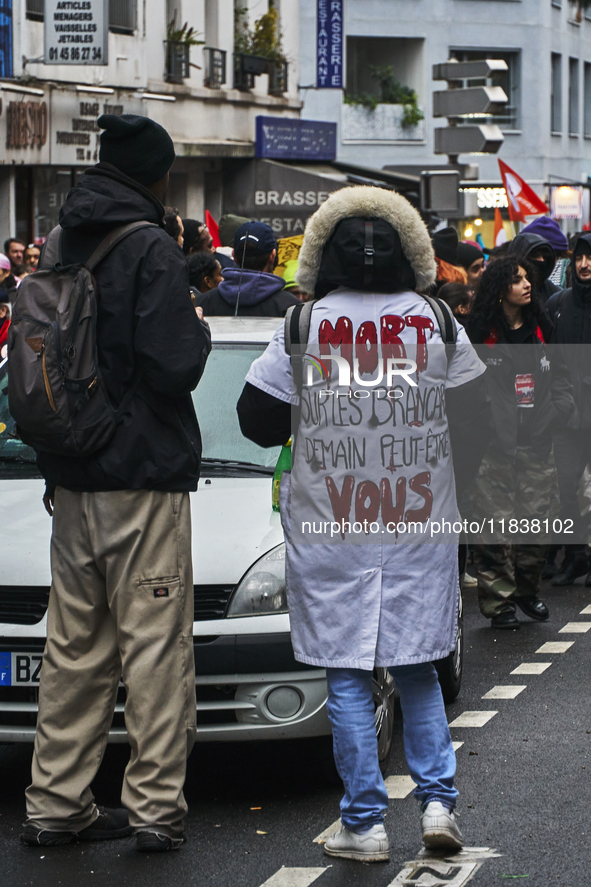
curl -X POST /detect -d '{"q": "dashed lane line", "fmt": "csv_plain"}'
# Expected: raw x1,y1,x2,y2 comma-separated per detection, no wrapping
452,741,464,751
313,819,341,845
481,685,526,700
558,621,591,633
448,711,497,728
385,774,416,798
581,605,591,615
535,641,574,653
259,868,327,887
511,662,551,675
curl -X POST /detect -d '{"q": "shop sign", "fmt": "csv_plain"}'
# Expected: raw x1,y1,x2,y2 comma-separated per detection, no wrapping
0,0,13,78
51,90,143,164
316,0,343,88
256,116,337,161
224,159,345,239
5,101,48,149
551,185,583,220
44,0,108,66
460,187,508,210
0,87,143,165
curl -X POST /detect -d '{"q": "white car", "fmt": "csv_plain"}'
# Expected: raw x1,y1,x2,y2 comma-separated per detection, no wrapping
0,317,461,768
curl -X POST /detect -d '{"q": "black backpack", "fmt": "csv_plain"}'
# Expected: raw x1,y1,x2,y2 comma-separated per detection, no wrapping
8,221,157,456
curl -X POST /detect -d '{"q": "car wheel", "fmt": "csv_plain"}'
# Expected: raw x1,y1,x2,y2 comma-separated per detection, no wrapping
434,591,463,704
373,667,396,776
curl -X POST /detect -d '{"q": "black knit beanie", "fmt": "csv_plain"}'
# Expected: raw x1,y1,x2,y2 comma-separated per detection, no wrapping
98,114,175,186
457,242,484,270
431,227,459,265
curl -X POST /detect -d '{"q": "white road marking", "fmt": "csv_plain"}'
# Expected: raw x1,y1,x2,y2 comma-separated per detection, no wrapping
388,859,480,885
559,622,591,633
313,819,341,844
452,741,464,751
259,869,327,887
448,711,497,728
535,641,574,653
511,662,551,675
482,685,526,700
385,775,416,798
418,846,502,861
580,605,591,615
313,773,419,842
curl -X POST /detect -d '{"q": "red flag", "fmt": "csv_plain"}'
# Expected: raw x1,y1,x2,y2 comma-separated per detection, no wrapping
205,210,221,249
498,159,549,222
494,207,507,247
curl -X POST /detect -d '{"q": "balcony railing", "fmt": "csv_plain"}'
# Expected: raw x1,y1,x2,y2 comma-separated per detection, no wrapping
234,53,288,96
203,47,227,89
164,41,190,84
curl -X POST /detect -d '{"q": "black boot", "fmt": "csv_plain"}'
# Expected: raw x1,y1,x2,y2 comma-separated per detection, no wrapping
552,548,587,586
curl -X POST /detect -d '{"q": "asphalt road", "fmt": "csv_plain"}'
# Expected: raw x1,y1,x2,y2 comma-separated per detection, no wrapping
0,575,589,887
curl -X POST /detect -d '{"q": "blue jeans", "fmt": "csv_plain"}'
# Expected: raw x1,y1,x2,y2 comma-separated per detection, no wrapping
325,663,458,832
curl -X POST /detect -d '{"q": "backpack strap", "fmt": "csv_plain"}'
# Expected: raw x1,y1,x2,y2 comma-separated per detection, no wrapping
284,300,317,405
40,226,62,270
84,221,159,271
284,299,317,356
421,294,458,345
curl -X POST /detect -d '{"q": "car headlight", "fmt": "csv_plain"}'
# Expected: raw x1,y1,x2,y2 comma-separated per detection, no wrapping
227,544,287,617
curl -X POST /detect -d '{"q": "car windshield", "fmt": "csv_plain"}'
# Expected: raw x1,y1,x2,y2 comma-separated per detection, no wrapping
0,359,40,477
193,344,281,473
0,346,281,479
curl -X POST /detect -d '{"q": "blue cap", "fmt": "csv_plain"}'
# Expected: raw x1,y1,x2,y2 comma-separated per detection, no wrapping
233,221,278,258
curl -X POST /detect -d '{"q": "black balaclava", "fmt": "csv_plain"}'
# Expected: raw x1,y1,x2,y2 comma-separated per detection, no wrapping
572,233,591,304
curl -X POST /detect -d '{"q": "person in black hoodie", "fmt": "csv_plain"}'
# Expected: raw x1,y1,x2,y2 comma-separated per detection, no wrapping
194,221,300,317
507,232,562,303
546,232,591,585
22,115,211,854
466,257,572,628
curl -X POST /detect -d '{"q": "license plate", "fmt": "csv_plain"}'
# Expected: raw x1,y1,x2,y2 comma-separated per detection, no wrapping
0,652,44,686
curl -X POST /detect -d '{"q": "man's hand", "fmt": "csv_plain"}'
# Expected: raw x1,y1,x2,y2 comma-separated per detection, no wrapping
43,493,54,517
195,306,204,320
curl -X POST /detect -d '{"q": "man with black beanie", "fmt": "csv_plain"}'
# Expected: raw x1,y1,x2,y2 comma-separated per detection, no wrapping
22,114,211,853
457,242,485,291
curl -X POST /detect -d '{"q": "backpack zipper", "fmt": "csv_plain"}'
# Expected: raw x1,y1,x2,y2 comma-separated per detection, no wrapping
41,345,57,412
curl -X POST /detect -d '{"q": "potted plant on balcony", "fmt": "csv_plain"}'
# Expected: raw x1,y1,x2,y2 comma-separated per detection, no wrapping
234,2,288,94
573,0,591,22
343,65,424,141
165,17,204,85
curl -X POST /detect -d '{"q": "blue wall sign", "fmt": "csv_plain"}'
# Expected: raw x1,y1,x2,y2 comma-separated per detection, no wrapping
0,0,13,78
256,116,337,161
316,0,343,89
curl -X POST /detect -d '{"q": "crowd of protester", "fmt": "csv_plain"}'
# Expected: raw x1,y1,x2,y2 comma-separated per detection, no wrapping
4,200,590,627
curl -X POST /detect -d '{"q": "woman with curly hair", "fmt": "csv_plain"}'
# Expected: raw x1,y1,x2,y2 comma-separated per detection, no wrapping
466,257,572,630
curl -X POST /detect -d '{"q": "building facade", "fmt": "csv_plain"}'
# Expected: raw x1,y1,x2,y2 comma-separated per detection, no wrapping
300,0,591,237
0,0,301,247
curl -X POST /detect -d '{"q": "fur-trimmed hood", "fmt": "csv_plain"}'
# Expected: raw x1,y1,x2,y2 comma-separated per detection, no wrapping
296,186,436,296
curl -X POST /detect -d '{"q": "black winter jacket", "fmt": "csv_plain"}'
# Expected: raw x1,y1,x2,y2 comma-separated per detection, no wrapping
546,232,591,429
470,320,573,459
36,163,211,493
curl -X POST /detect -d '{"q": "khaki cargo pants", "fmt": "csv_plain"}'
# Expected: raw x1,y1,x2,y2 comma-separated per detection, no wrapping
25,487,197,839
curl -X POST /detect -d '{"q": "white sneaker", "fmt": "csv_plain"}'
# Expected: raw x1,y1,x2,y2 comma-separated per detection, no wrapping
323,823,390,862
462,572,478,588
421,801,463,850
